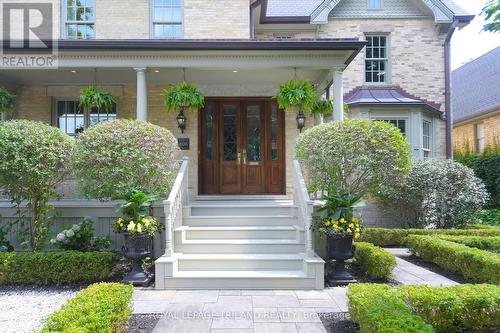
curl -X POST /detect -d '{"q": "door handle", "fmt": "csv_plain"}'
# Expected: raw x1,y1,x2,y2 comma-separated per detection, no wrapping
242,149,247,164
237,151,241,165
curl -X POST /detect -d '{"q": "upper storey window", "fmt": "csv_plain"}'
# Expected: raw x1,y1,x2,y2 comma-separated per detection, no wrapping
152,0,183,38
365,35,388,83
368,0,382,10
64,0,95,39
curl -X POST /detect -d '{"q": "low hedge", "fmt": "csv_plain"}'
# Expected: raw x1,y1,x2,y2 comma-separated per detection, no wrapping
349,283,500,333
401,284,500,333
40,282,133,333
354,242,396,280
0,251,118,285
436,235,500,252
464,223,500,230
360,228,500,247
406,235,500,284
348,283,434,333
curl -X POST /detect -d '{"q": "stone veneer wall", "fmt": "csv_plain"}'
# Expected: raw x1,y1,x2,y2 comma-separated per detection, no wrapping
453,111,500,152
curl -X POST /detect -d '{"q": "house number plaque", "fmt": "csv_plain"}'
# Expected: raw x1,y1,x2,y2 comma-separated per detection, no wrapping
178,138,190,150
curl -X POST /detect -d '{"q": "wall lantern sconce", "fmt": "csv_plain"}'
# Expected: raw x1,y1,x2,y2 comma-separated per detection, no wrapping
296,112,306,133
176,111,187,134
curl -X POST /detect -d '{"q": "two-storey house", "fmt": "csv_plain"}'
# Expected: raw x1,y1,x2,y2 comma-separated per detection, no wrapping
0,0,473,289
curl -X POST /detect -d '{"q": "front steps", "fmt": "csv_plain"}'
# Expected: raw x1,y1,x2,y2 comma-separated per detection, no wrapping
155,200,324,290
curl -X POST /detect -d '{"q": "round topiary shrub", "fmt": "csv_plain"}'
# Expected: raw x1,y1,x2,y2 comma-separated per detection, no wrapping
385,159,489,228
71,119,178,200
296,119,412,195
0,120,74,250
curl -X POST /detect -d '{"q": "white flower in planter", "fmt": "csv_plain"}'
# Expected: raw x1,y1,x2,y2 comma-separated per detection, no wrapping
66,229,75,238
56,233,66,242
72,224,81,232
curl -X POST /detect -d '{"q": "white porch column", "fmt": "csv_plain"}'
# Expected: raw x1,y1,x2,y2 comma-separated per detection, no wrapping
134,67,148,121
333,69,344,122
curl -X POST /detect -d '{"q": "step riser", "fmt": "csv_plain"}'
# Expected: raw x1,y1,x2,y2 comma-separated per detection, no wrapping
175,244,305,254
162,277,318,289
181,230,298,240
178,260,303,271
187,207,295,217
184,217,297,226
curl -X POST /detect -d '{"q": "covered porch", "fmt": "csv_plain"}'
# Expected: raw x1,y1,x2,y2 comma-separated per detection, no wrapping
1,39,364,197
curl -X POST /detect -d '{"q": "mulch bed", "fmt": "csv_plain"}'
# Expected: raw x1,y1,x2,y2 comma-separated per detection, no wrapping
125,314,163,333
399,254,467,284
319,313,358,333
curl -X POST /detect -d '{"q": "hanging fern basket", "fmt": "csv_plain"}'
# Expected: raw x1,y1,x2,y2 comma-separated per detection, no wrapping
310,99,333,116
163,82,205,113
0,86,15,115
275,79,317,114
78,86,116,113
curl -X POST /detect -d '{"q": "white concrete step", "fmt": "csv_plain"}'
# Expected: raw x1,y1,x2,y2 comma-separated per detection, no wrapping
175,239,305,254
185,201,296,217
163,270,318,289
184,215,297,226
176,253,304,271
176,226,301,240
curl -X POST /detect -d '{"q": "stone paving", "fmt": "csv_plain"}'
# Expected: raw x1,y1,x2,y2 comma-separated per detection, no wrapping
132,288,348,333
386,248,459,286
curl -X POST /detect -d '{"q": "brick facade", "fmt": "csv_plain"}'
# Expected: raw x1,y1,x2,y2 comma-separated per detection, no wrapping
454,111,500,152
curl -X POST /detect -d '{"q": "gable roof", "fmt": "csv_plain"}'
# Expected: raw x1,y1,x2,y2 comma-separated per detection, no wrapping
264,0,472,20
452,47,500,123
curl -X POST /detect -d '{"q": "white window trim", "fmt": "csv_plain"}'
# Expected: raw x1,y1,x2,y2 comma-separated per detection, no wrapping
475,122,485,153
364,34,391,85
61,0,96,39
150,0,184,39
422,119,432,158
367,0,383,10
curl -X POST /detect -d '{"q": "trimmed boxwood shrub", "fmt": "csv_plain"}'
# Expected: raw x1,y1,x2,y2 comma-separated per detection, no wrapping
360,228,500,247
348,283,434,333
40,282,133,333
401,284,500,333
465,223,500,230
436,235,500,252
354,242,396,280
406,235,500,284
0,251,118,285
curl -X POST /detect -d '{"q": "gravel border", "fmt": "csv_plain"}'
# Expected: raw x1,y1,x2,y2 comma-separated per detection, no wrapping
0,285,82,333
125,314,163,333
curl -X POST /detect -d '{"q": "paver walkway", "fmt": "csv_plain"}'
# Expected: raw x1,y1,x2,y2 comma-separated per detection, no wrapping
132,288,348,333
386,248,459,286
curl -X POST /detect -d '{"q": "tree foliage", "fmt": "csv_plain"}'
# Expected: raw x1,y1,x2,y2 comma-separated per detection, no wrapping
296,119,412,196
482,0,500,32
71,119,178,200
0,120,74,250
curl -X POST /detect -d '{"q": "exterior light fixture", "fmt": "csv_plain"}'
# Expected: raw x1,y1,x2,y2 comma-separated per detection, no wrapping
71,70,76,73
233,70,238,73
176,111,187,134
296,112,306,132
154,70,160,73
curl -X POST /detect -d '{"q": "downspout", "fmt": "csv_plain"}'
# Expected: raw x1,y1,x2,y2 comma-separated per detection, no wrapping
444,18,459,159
250,0,261,39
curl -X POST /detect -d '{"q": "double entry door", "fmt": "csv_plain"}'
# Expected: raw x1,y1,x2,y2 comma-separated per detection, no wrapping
199,98,285,194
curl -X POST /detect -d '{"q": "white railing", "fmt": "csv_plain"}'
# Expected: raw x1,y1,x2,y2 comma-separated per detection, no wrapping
293,159,314,257
163,157,189,257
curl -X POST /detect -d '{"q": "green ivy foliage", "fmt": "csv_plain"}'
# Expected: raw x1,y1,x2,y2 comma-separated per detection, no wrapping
310,98,333,115
71,119,178,200
275,79,316,114
0,120,74,250
163,82,205,112
406,235,500,284
78,86,116,113
296,119,411,195
354,242,396,280
0,251,118,285
0,86,14,114
40,282,133,333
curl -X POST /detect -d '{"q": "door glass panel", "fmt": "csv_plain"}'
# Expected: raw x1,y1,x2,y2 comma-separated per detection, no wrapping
246,105,261,162
223,105,237,161
205,105,214,161
271,104,278,160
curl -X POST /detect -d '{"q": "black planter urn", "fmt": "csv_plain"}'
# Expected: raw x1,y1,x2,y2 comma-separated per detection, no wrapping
326,234,356,285
122,232,152,286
